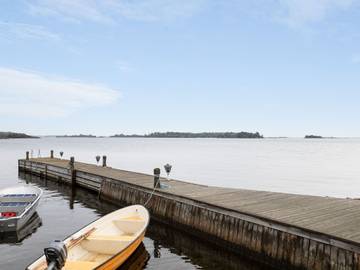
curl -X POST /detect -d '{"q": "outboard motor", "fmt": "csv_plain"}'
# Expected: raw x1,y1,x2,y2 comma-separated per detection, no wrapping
44,240,67,270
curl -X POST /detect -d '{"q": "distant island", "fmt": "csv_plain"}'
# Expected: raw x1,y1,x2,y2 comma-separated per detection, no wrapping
305,135,323,139
0,132,38,139
56,134,97,138
111,132,263,139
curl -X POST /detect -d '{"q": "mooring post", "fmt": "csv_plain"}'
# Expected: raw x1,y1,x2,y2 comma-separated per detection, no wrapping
102,155,107,167
69,157,76,187
50,150,54,158
26,151,29,160
154,168,161,188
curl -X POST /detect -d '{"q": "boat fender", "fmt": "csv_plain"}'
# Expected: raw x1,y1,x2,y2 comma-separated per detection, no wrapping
44,240,68,270
1,212,17,218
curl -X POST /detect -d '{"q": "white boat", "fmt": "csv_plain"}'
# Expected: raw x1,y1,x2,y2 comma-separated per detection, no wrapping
0,185,42,232
0,212,42,243
27,205,149,270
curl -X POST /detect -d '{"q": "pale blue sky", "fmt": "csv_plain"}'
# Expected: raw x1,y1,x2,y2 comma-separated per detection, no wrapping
1,0,360,137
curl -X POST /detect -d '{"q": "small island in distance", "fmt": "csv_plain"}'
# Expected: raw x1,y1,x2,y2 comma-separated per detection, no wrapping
305,135,323,139
0,132,38,139
111,131,263,139
56,134,97,138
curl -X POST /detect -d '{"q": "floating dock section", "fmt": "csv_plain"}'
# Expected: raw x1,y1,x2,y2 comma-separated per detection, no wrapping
19,157,360,270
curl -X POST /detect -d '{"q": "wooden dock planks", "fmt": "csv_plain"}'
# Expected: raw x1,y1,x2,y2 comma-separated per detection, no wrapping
21,158,360,243
19,157,360,270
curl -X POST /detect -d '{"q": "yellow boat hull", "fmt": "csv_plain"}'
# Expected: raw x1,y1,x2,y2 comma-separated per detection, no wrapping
95,233,145,270
27,205,149,270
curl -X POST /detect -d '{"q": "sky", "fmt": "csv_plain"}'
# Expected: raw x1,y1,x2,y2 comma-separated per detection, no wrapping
0,0,360,137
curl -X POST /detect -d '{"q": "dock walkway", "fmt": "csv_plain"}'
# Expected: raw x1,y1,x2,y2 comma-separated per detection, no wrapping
19,157,360,270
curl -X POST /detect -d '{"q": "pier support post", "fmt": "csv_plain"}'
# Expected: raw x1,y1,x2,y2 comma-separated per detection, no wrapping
50,150,54,158
69,157,76,187
102,156,107,167
154,168,161,188
26,151,29,160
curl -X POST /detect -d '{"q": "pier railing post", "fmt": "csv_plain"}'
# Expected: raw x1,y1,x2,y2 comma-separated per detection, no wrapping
50,150,54,158
102,156,107,167
154,168,161,188
26,151,29,160
69,157,76,187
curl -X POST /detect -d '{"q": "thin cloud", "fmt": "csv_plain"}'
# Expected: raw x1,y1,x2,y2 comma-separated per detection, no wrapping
276,0,356,27
0,68,120,117
222,1,358,29
0,21,60,41
107,0,206,22
27,0,205,23
27,0,114,24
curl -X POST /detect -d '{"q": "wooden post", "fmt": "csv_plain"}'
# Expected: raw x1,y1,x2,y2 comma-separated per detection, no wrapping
26,151,29,160
50,150,54,158
69,157,76,187
154,168,161,188
102,156,107,167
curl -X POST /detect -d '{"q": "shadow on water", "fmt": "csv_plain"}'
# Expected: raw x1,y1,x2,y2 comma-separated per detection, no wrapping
19,172,274,270
119,243,150,270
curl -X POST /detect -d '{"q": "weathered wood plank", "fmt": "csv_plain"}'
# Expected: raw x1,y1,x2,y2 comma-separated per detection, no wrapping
19,158,360,270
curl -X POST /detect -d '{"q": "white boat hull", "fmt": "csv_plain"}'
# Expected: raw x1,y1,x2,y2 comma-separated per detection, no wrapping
0,186,42,232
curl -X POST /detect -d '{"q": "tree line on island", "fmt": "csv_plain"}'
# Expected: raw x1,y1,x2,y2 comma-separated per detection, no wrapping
111,132,264,138
304,135,323,139
0,132,38,139
0,131,333,139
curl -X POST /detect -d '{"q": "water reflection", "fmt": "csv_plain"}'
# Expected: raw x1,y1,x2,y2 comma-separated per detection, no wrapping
0,212,42,244
19,172,273,270
119,243,150,270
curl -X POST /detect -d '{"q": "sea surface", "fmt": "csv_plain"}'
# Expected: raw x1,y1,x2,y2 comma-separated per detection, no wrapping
1,137,359,269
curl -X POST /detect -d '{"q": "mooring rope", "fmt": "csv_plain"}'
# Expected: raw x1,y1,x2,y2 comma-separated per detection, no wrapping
143,178,160,207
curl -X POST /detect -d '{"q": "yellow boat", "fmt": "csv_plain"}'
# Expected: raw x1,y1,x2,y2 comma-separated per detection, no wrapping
27,205,149,270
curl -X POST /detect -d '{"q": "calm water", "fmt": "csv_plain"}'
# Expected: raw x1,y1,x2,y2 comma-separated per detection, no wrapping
1,137,359,269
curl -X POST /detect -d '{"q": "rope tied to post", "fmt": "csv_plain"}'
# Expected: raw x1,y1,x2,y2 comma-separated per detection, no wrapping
143,168,161,207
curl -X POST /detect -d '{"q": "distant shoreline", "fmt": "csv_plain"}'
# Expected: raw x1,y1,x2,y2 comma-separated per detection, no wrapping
111,132,264,139
0,132,39,139
55,134,96,138
1,131,354,139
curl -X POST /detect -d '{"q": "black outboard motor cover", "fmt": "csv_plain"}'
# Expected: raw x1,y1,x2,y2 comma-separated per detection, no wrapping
44,240,67,270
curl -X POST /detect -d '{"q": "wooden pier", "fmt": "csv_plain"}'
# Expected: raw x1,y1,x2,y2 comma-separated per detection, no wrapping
18,156,360,270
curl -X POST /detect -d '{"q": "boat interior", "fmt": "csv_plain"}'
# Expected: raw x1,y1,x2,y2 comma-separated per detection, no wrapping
0,194,37,218
64,211,147,269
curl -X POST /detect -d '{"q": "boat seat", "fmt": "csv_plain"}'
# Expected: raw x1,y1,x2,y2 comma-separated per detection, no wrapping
113,217,145,234
0,196,36,203
64,260,98,270
120,216,144,221
0,202,29,207
80,234,133,255
1,194,36,197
